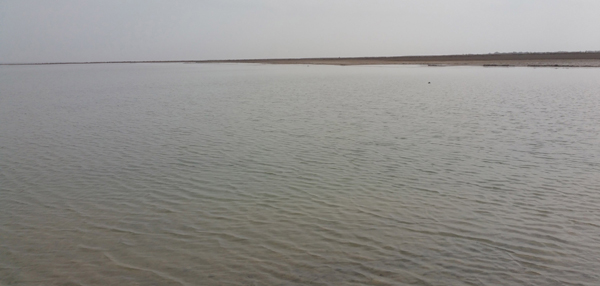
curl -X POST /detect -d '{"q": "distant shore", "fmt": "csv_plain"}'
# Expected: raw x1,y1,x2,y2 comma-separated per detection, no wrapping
211,52,600,67
3,52,600,67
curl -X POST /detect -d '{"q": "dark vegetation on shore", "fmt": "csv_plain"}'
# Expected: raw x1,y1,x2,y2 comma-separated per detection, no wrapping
216,51,600,63
3,51,600,66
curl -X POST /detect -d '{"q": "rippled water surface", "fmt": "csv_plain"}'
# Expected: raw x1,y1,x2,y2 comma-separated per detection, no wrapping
1,63,600,285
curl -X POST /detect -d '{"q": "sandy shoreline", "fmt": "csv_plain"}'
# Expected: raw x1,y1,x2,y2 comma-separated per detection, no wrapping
3,52,600,67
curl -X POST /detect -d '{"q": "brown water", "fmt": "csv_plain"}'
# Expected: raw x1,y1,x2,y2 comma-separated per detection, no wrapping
1,63,599,285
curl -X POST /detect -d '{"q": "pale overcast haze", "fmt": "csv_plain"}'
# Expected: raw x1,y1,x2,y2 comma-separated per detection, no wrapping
1,0,599,63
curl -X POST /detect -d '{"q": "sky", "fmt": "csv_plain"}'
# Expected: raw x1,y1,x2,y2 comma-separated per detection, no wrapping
1,0,599,63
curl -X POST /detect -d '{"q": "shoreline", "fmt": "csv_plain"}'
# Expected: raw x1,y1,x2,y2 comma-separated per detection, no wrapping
3,52,600,67
211,52,600,67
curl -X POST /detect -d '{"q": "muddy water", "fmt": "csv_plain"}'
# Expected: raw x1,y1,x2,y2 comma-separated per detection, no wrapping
1,63,599,285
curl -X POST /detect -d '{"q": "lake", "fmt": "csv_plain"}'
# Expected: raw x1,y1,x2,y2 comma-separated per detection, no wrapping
1,63,599,285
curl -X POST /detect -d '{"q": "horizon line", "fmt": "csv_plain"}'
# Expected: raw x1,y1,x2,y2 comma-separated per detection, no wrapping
2,50,600,66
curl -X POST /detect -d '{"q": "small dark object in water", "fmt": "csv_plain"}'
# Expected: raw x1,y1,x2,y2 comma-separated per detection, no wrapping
428,82,431,84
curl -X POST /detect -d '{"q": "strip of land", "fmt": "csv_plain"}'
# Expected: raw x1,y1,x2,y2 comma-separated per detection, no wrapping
210,52,600,67
3,52,600,67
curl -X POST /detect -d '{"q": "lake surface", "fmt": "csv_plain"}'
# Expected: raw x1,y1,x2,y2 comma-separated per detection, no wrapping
1,63,599,286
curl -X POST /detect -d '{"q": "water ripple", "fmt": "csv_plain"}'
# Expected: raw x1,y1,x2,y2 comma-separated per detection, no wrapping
1,64,600,285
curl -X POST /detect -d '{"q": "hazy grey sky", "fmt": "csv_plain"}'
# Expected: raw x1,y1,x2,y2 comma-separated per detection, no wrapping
1,0,599,63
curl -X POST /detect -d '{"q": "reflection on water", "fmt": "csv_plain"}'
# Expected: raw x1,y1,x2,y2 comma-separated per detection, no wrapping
1,63,600,285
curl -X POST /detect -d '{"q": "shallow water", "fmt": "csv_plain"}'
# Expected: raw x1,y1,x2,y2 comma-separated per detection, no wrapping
1,63,599,285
